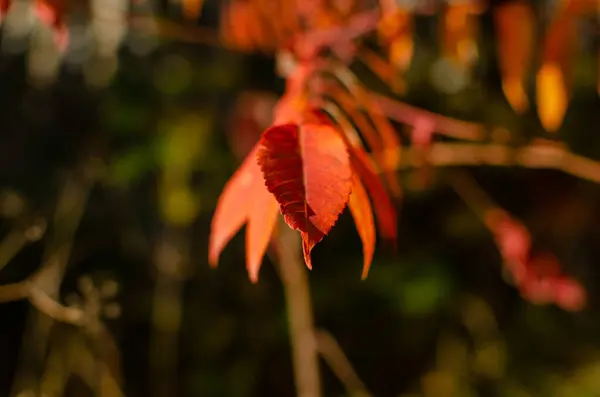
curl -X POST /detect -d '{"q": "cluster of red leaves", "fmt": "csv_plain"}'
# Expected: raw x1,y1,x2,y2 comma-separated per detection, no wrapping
209,1,589,313
485,209,586,311
210,60,398,282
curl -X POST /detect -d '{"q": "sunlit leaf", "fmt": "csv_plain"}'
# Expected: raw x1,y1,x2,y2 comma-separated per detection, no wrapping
322,102,398,246
348,173,376,279
536,5,578,132
209,145,278,281
245,177,279,282
209,148,258,267
257,122,353,269
536,62,569,133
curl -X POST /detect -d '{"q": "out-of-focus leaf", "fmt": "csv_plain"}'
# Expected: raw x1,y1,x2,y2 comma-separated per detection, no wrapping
494,1,535,113
348,173,375,279
257,122,352,269
536,62,569,133
440,1,481,70
377,7,414,74
158,113,210,226
181,0,204,20
108,140,160,186
245,172,279,282
536,5,578,132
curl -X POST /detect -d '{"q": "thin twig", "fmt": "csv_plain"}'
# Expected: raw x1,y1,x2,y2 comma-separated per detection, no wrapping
274,218,322,397
315,329,372,397
372,93,487,141
388,141,600,184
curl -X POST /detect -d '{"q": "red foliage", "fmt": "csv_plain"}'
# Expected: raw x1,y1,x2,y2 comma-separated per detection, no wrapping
486,210,586,311
208,0,589,311
258,120,353,268
208,145,278,282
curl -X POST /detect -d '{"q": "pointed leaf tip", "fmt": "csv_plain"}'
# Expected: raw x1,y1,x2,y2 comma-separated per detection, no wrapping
245,176,279,282
209,144,277,279
348,174,376,280
208,150,257,267
350,147,397,246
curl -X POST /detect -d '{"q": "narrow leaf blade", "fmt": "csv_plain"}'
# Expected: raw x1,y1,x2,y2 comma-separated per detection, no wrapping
350,146,398,246
209,146,260,267
246,180,279,282
348,173,376,279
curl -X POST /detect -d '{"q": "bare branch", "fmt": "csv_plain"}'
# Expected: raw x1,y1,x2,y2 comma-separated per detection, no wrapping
392,141,600,184
315,329,373,397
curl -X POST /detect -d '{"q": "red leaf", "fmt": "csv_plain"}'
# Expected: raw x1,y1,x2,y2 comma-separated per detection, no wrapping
209,144,279,282
319,103,398,246
350,146,397,246
257,122,352,269
348,173,375,279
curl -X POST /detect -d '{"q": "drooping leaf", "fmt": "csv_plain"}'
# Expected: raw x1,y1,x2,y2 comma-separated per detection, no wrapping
494,0,535,113
348,173,376,279
245,178,279,283
322,102,398,245
536,5,578,132
350,146,397,246
334,68,403,197
209,152,255,267
536,63,569,133
257,122,353,269
209,144,279,281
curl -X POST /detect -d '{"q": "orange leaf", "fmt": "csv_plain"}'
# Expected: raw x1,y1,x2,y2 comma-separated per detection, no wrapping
209,145,279,282
350,146,397,246
441,1,480,68
494,1,535,113
536,63,569,133
321,104,398,245
348,173,375,279
257,122,353,269
246,177,279,282
537,5,578,132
